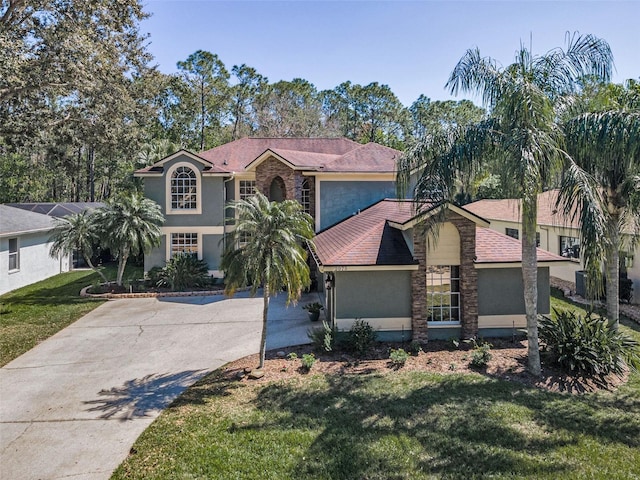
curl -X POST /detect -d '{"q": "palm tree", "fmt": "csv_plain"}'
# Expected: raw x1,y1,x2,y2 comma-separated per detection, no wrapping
49,210,108,283
96,192,164,286
221,192,314,370
558,109,640,328
398,33,612,375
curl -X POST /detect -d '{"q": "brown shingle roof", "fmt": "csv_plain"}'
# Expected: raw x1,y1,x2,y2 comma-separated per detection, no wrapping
183,137,398,173
313,200,420,266
313,199,568,267
464,190,580,229
475,227,566,264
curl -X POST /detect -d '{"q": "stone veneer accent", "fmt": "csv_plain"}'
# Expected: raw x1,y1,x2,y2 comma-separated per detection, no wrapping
254,156,316,223
411,211,479,342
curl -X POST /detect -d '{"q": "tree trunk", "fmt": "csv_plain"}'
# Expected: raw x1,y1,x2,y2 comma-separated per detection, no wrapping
83,253,108,283
259,284,270,369
116,251,129,287
605,214,620,329
522,194,541,376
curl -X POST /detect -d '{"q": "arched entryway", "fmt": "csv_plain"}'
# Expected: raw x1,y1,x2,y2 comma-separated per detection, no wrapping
269,176,286,202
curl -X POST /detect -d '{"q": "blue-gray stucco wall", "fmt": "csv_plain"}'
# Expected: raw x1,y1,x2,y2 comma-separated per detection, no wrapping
319,181,396,229
143,155,226,228
477,267,551,315
335,270,412,319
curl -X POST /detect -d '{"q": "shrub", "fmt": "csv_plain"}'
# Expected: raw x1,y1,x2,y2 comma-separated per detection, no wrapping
619,278,633,304
146,266,163,286
539,308,640,376
307,321,334,352
389,348,410,367
286,352,298,360
157,254,209,291
300,353,316,371
408,340,423,355
469,341,492,368
346,319,377,356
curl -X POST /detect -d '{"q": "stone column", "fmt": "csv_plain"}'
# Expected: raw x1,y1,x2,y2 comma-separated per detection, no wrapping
411,228,428,342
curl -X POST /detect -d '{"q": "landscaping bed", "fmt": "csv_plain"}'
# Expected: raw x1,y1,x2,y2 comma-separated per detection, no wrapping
226,337,629,395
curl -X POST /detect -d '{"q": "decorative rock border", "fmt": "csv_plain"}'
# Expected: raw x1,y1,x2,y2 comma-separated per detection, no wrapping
79,285,247,299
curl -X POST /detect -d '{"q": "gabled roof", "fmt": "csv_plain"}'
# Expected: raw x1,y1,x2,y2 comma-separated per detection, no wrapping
313,200,420,267
312,199,567,268
137,138,400,175
0,205,56,237
134,149,230,175
464,190,581,229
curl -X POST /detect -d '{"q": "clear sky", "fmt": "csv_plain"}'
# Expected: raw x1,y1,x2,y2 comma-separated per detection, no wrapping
141,0,640,107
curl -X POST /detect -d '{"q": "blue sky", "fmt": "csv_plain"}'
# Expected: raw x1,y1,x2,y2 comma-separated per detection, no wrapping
142,1,640,106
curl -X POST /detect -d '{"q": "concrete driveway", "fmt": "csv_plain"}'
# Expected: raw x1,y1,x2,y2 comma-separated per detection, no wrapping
0,291,318,480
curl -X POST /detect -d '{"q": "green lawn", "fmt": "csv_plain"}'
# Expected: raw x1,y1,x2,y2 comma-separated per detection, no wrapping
112,291,640,480
0,265,142,366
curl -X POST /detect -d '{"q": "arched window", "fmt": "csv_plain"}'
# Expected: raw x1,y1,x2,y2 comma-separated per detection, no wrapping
301,178,311,214
171,166,197,210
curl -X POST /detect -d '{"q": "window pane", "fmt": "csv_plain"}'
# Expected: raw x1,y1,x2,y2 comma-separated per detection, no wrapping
171,166,197,210
426,265,461,323
171,233,198,257
8,238,18,270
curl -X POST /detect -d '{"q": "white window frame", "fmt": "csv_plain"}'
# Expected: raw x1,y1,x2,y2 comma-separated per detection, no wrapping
239,180,256,201
426,265,460,325
170,233,198,258
301,178,311,214
8,237,19,272
166,162,202,215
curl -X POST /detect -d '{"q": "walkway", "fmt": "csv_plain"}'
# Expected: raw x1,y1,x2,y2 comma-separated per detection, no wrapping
0,291,317,480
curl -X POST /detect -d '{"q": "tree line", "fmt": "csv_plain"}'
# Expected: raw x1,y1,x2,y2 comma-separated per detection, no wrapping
0,0,485,204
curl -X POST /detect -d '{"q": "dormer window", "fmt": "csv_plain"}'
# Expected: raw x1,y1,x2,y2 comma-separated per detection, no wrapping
166,163,201,214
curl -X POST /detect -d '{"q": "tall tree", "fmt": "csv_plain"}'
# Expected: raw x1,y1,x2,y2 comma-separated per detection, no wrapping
174,50,230,151
95,193,164,286
49,210,108,283
559,106,640,327
254,78,325,137
398,33,613,376
229,64,268,140
221,193,314,370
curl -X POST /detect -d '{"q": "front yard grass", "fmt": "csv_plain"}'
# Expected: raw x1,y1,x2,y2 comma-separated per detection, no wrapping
0,265,142,366
113,291,640,480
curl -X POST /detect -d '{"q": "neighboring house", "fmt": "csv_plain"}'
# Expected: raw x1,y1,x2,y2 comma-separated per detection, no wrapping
464,190,639,302
0,205,71,295
135,137,399,276
136,137,570,340
7,202,105,268
311,199,567,341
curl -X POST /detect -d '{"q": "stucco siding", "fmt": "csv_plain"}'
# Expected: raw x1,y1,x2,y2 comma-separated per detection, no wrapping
335,270,412,320
318,181,396,229
143,155,226,227
477,267,551,316
426,222,460,265
1,232,70,295
144,236,166,272
202,234,224,272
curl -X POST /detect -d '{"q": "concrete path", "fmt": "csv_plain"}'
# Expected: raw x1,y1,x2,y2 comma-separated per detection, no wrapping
0,291,318,480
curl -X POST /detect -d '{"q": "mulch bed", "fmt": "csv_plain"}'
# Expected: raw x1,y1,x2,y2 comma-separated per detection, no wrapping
224,338,627,395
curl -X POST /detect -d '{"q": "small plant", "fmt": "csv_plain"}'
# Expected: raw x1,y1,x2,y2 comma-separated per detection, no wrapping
539,308,640,376
447,337,460,350
303,302,324,322
286,352,298,360
300,353,316,372
307,321,334,352
408,340,423,355
346,319,377,357
302,302,324,313
448,363,457,371
389,348,410,368
469,342,492,368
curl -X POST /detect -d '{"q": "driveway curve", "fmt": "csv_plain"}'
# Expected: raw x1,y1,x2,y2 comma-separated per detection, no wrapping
0,291,315,480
